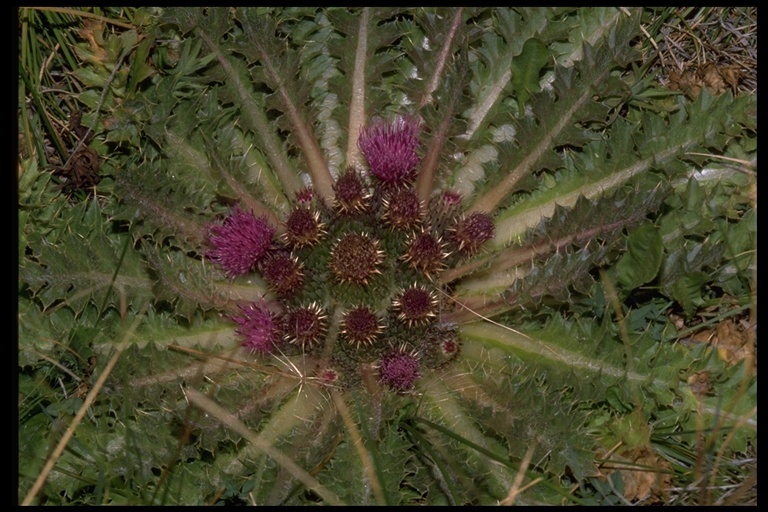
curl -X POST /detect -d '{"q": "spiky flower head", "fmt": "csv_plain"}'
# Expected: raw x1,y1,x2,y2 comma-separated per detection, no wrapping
207,205,275,277
317,367,340,385
231,301,281,354
433,325,461,363
358,115,421,187
394,284,438,326
333,168,370,214
259,251,304,297
402,229,449,276
294,186,315,205
438,337,461,359
382,187,423,231
283,207,325,248
451,212,495,255
438,189,463,207
329,233,384,285
283,302,328,348
427,189,464,229
341,306,383,347
379,345,421,391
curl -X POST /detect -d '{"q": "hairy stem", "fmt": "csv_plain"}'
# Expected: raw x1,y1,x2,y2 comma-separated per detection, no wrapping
345,7,370,172
197,28,303,197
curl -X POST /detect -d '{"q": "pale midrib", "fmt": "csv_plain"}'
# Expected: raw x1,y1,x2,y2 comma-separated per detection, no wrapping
230,127,291,214
492,144,683,247
462,322,658,385
462,9,623,143
561,9,623,67
462,322,757,429
420,8,463,109
198,29,302,195
463,68,511,142
187,387,344,506
469,82,597,215
257,36,336,206
123,185,206,243
346,8,369,172
64,272,150,290
167,131,284,230
421,376,514,496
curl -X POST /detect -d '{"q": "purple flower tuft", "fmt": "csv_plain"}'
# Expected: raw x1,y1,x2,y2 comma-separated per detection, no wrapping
379,348,420,391
358,115,421,186
232,302,281,354
284,207,325,248
403,230,447,276
294,186,315,204
207,206,275,277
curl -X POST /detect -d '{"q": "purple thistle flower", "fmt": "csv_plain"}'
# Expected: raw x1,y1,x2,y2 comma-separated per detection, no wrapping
358,115,421,186
451,212,495,255
283,302,328,348
394,285,437,326
382,187,423,230
259,251,305,297
403,230,448,276
333,168,370,214
379,348,421,391
232,302,281,354
342,306,382,346
207,206,275,277
294,186,315,205
284,207,325,248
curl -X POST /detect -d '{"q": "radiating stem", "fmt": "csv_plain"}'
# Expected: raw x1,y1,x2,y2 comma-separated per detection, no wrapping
345,7,370,172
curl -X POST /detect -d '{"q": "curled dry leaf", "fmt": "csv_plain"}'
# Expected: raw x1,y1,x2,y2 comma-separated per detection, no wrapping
599,448,673,503
687,370,714,397
667,63,743,99
691,318,755,367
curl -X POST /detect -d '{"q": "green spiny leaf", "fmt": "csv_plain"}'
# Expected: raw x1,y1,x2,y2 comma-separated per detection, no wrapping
511,38,549,115
614,222,663,292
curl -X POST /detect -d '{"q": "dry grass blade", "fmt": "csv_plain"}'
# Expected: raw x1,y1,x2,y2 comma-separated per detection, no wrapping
184,388,344,506
644,7,757,95
498,440,540,505
332,391,387,505
29,7,136,29
21,304,148,506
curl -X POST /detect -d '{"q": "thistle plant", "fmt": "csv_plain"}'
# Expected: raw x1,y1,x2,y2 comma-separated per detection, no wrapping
19,7,756,505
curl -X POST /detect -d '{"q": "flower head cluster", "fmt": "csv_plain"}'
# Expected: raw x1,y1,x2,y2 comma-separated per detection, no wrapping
333,169,370,214
207,115,495,393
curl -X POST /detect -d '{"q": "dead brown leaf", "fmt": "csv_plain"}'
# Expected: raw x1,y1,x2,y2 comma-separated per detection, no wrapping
714,318,754,365
52,112,102,198
75,19,110,66
668,68,703,99
667,63,743,99
689,318,755,368
687,370,714,397
598,447,673,503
